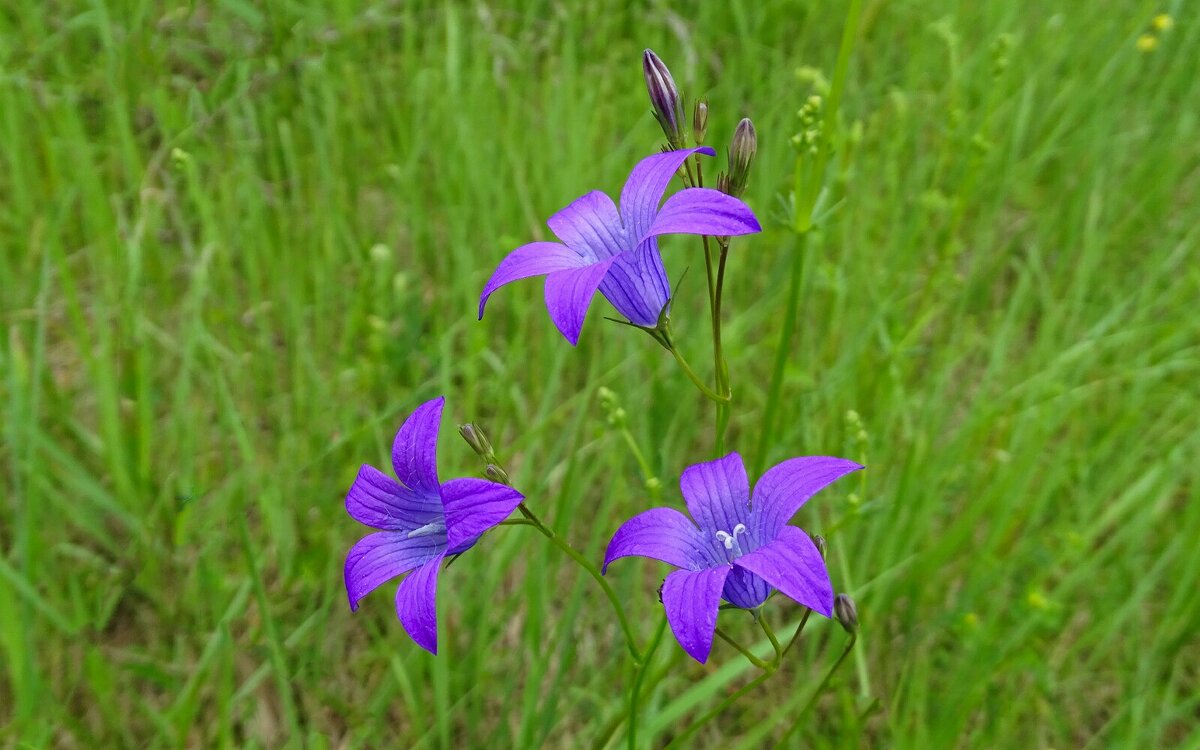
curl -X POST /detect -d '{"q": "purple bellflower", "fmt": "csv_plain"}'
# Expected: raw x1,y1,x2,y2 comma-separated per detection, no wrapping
478,147,761,345
603,452,863,663
343,397,524,654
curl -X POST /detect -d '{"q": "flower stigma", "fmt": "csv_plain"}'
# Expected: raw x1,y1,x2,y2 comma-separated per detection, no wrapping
714,523,749,558
407,520,447,539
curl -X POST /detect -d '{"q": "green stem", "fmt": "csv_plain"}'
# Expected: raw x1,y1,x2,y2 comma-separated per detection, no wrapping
664,671,773,750
754,231,806,476
715,627,772,671
628,616,668,750
695,158,718,312
759,614,783,665
815,0,863,185
669,344,731,403
516,503,642,663
594,650,682,750
781,608,814,658
758,0,863,473
713,238,732,453
773,633,858,748
617,424,659,500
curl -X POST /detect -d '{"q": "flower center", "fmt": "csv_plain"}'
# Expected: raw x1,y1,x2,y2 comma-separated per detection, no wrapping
714,523,748,559
407,520,446,539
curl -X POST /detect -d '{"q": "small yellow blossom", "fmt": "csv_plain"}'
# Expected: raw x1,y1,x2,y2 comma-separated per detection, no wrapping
1027,589,1049,610
1137,34,1159,52
1153,14,1174,32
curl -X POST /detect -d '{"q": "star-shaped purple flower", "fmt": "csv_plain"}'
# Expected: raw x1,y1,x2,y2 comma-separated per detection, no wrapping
343,397,524,654
603,452,863,663
478,147,761,345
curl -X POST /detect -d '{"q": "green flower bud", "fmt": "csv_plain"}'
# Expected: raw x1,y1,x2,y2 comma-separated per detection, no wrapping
484,464,510,485
458,423,494,460
723,118,756,198
810,533,828,560
693,98,709,145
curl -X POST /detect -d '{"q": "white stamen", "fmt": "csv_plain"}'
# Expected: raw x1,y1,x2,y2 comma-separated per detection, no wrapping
714,523,748,553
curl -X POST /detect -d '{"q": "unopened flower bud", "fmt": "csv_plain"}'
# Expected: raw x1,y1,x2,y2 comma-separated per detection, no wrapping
484,463,510,485
810,533,827,560
643,49,686,147
458,423,494,460
834,594,858,635
723,118,756,198
692,99,709,144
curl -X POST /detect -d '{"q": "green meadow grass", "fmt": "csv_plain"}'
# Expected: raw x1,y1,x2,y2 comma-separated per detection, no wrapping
2,1,1197,747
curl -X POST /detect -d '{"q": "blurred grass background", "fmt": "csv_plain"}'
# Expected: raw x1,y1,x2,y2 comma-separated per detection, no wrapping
1,1,1198,747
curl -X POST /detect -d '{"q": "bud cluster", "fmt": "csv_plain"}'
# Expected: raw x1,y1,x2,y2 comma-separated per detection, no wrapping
597,387,627,429
990,33,1014,79
791,95,824,156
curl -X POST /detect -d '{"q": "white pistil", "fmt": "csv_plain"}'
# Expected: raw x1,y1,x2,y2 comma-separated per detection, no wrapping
407,520,445,539
714,523,748,558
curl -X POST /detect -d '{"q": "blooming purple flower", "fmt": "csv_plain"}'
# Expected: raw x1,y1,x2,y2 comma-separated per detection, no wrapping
478,148,761,345
344,397,524,654
603,452,862,663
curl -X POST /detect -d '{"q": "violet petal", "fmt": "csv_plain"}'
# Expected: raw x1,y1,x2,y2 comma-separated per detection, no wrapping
479,241,588,319
344,531,446,611
543,257,616,345
345,464,442,531
391,397,444,495
619,147,715,241
441,477,525,551
602,507,709,573
648,187,762,238
751,456,863,539
598,237,671,327
547,190,627,261
734,526,833,616
679,452,752,539
395,552,446,654
662,565,731,664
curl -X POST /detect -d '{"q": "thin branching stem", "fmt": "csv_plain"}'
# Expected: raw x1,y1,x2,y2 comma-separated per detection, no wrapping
759,613,783,665
627,616,668,750
669,345,732,403
715,627,773,671
773,633,858,748
664,671,773,749
515,503,642,663
782,608,814,658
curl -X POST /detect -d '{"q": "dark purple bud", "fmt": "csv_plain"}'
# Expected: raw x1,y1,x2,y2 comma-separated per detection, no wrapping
834,594,858,635
693,98,709,144
643,49,685,147
724,117,757,198
458,423,494,460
